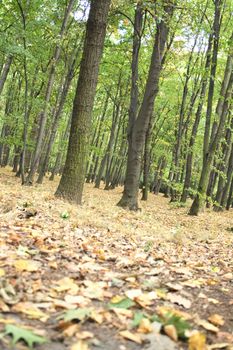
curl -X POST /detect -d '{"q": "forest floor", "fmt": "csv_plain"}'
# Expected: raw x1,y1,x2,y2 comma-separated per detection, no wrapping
0,167,233,350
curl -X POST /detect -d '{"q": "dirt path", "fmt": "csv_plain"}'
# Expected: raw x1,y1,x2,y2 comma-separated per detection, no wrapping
0,169,232,349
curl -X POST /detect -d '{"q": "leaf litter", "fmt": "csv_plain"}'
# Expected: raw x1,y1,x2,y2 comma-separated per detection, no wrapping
0,168,233,349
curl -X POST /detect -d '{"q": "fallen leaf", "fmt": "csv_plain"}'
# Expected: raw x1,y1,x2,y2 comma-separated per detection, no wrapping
76,331,94,340
164,324,178,341
125,289,142,300
208,344,231,349
119,330,142,344
12,302,49,321
197,319,219,333
0,268,5,277
53,278,79,294
208,314,224,326
14,259,41,272
167,293,192,309
188,332,206,350
138,318,153,334
70,340,89,350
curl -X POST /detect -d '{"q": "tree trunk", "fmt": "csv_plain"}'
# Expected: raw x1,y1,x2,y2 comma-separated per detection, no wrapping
118,2,174,210
189,51,233,215
55,0,111,204
25,0,75,184
36,49,77,184
0,55,13,95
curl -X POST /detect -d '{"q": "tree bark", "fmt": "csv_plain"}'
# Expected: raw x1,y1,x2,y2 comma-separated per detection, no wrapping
55,0,111,204
189,49,233,215
118,2,174,210
25,0,75,184
0,55,13,96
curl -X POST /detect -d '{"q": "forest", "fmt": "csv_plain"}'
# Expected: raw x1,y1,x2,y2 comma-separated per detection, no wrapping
0,0,232,349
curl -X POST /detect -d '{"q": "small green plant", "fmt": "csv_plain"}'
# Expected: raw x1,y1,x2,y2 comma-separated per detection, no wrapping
144,240,154,252
60,210,70,219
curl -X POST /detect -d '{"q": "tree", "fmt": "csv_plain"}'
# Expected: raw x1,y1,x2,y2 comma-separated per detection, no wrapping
118,1,175,210
55,0,111,204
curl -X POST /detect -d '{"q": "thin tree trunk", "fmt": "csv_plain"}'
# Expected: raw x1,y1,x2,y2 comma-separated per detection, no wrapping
25,0,75,184
118,2,174,210
0,55,13,95
189,50,233,215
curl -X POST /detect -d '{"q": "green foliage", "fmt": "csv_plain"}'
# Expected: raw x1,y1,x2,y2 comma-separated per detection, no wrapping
4,324,47,348
108,297,135,309
131,312,146,327
57,308,92,322
161,313,191,339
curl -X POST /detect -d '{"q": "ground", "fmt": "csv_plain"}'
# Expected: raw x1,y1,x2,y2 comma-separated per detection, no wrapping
0,168,232,350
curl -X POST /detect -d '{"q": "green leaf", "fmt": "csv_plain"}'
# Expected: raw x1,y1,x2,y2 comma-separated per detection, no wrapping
60,211,69,219
5,324,47,348
108,297,135,309
162,313,191,339
57,308,91,322
131,312,145,327
150,314,161,323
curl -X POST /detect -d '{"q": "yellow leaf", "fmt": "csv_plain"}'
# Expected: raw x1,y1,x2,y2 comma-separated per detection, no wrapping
110,295,124,303
53,277,79,294
14,259,41,272
188,332,207,350
0,268,5,276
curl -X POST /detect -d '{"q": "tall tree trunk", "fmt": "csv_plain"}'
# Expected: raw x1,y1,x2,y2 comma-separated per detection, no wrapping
181,35,213,203
25,0,75,184
221,143,233,209
55,0,111,204
189,49,233,215
36,49,77,184
118,2,174,210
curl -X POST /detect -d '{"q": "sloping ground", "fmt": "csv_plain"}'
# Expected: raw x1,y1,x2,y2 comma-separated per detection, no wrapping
0,168,232,350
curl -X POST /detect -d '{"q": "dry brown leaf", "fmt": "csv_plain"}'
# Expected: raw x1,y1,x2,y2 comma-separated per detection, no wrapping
166,282,183,291
167,293,192,309
119,330,142,344
164,324,178,342
207,344,231,350
90,310,104,324
208,314,225,326
197,319,219,333
75,331,94,340
12,302,49,321
53,277,79,294
70,340,89,350
63,324,79,337
138,318,153,334
64,295,90,306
